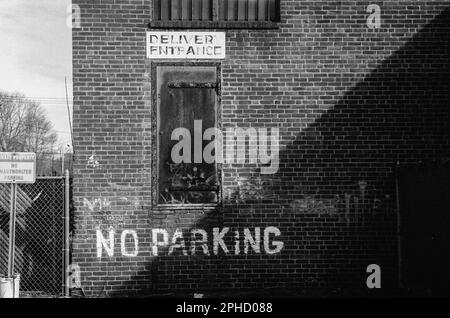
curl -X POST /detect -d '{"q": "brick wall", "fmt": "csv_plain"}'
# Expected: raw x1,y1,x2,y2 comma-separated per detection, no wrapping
72,0,450,296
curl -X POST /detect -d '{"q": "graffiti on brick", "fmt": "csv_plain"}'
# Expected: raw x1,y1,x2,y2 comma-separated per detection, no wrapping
87,154,100,168
290,195,339,214
84,195,140,210
95,226,284,258
83,197,125,227
83,197,111,212
289,181,392,228
224,177,279,203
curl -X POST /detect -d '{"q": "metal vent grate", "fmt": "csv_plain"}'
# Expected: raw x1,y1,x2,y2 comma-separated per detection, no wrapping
153,0,280,23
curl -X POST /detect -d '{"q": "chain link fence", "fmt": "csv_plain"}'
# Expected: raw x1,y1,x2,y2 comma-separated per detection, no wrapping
35,153,73,177
0,177,68,297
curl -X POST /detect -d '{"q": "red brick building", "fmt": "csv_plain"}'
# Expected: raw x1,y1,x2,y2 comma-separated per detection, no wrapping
72,1,450,297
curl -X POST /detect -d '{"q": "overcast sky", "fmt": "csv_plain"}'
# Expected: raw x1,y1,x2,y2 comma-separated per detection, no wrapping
0,0,73,149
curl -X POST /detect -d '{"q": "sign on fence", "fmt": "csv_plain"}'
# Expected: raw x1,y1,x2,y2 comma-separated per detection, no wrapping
0,152,36,289
0,152,36,184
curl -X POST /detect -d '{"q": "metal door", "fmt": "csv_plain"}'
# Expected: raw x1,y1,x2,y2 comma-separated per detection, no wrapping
154,64,221,205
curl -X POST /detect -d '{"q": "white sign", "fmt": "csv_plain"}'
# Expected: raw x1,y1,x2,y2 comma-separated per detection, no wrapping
0,152,36,183
146,31,226,59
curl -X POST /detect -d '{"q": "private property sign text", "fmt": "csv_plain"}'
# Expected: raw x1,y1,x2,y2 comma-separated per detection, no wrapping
146,31,226,59
0,152,36,183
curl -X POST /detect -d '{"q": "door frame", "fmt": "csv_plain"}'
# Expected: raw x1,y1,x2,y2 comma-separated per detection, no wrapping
150,61,222,209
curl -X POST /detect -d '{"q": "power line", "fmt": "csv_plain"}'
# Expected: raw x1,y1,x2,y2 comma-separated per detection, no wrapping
0,97,73,108
0,96,72,100
0,101,73,104
0,99,73,106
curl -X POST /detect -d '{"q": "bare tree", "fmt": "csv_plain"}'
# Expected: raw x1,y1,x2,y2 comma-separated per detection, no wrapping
0,91,58,153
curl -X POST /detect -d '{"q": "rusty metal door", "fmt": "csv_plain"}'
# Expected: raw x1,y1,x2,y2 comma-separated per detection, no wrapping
155,64,220,205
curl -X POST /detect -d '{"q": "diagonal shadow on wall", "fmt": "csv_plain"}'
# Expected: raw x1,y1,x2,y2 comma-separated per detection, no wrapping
98,7,450,297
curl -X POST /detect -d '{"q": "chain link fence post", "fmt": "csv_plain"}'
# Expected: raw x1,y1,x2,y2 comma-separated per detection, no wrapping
64,170,70,297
